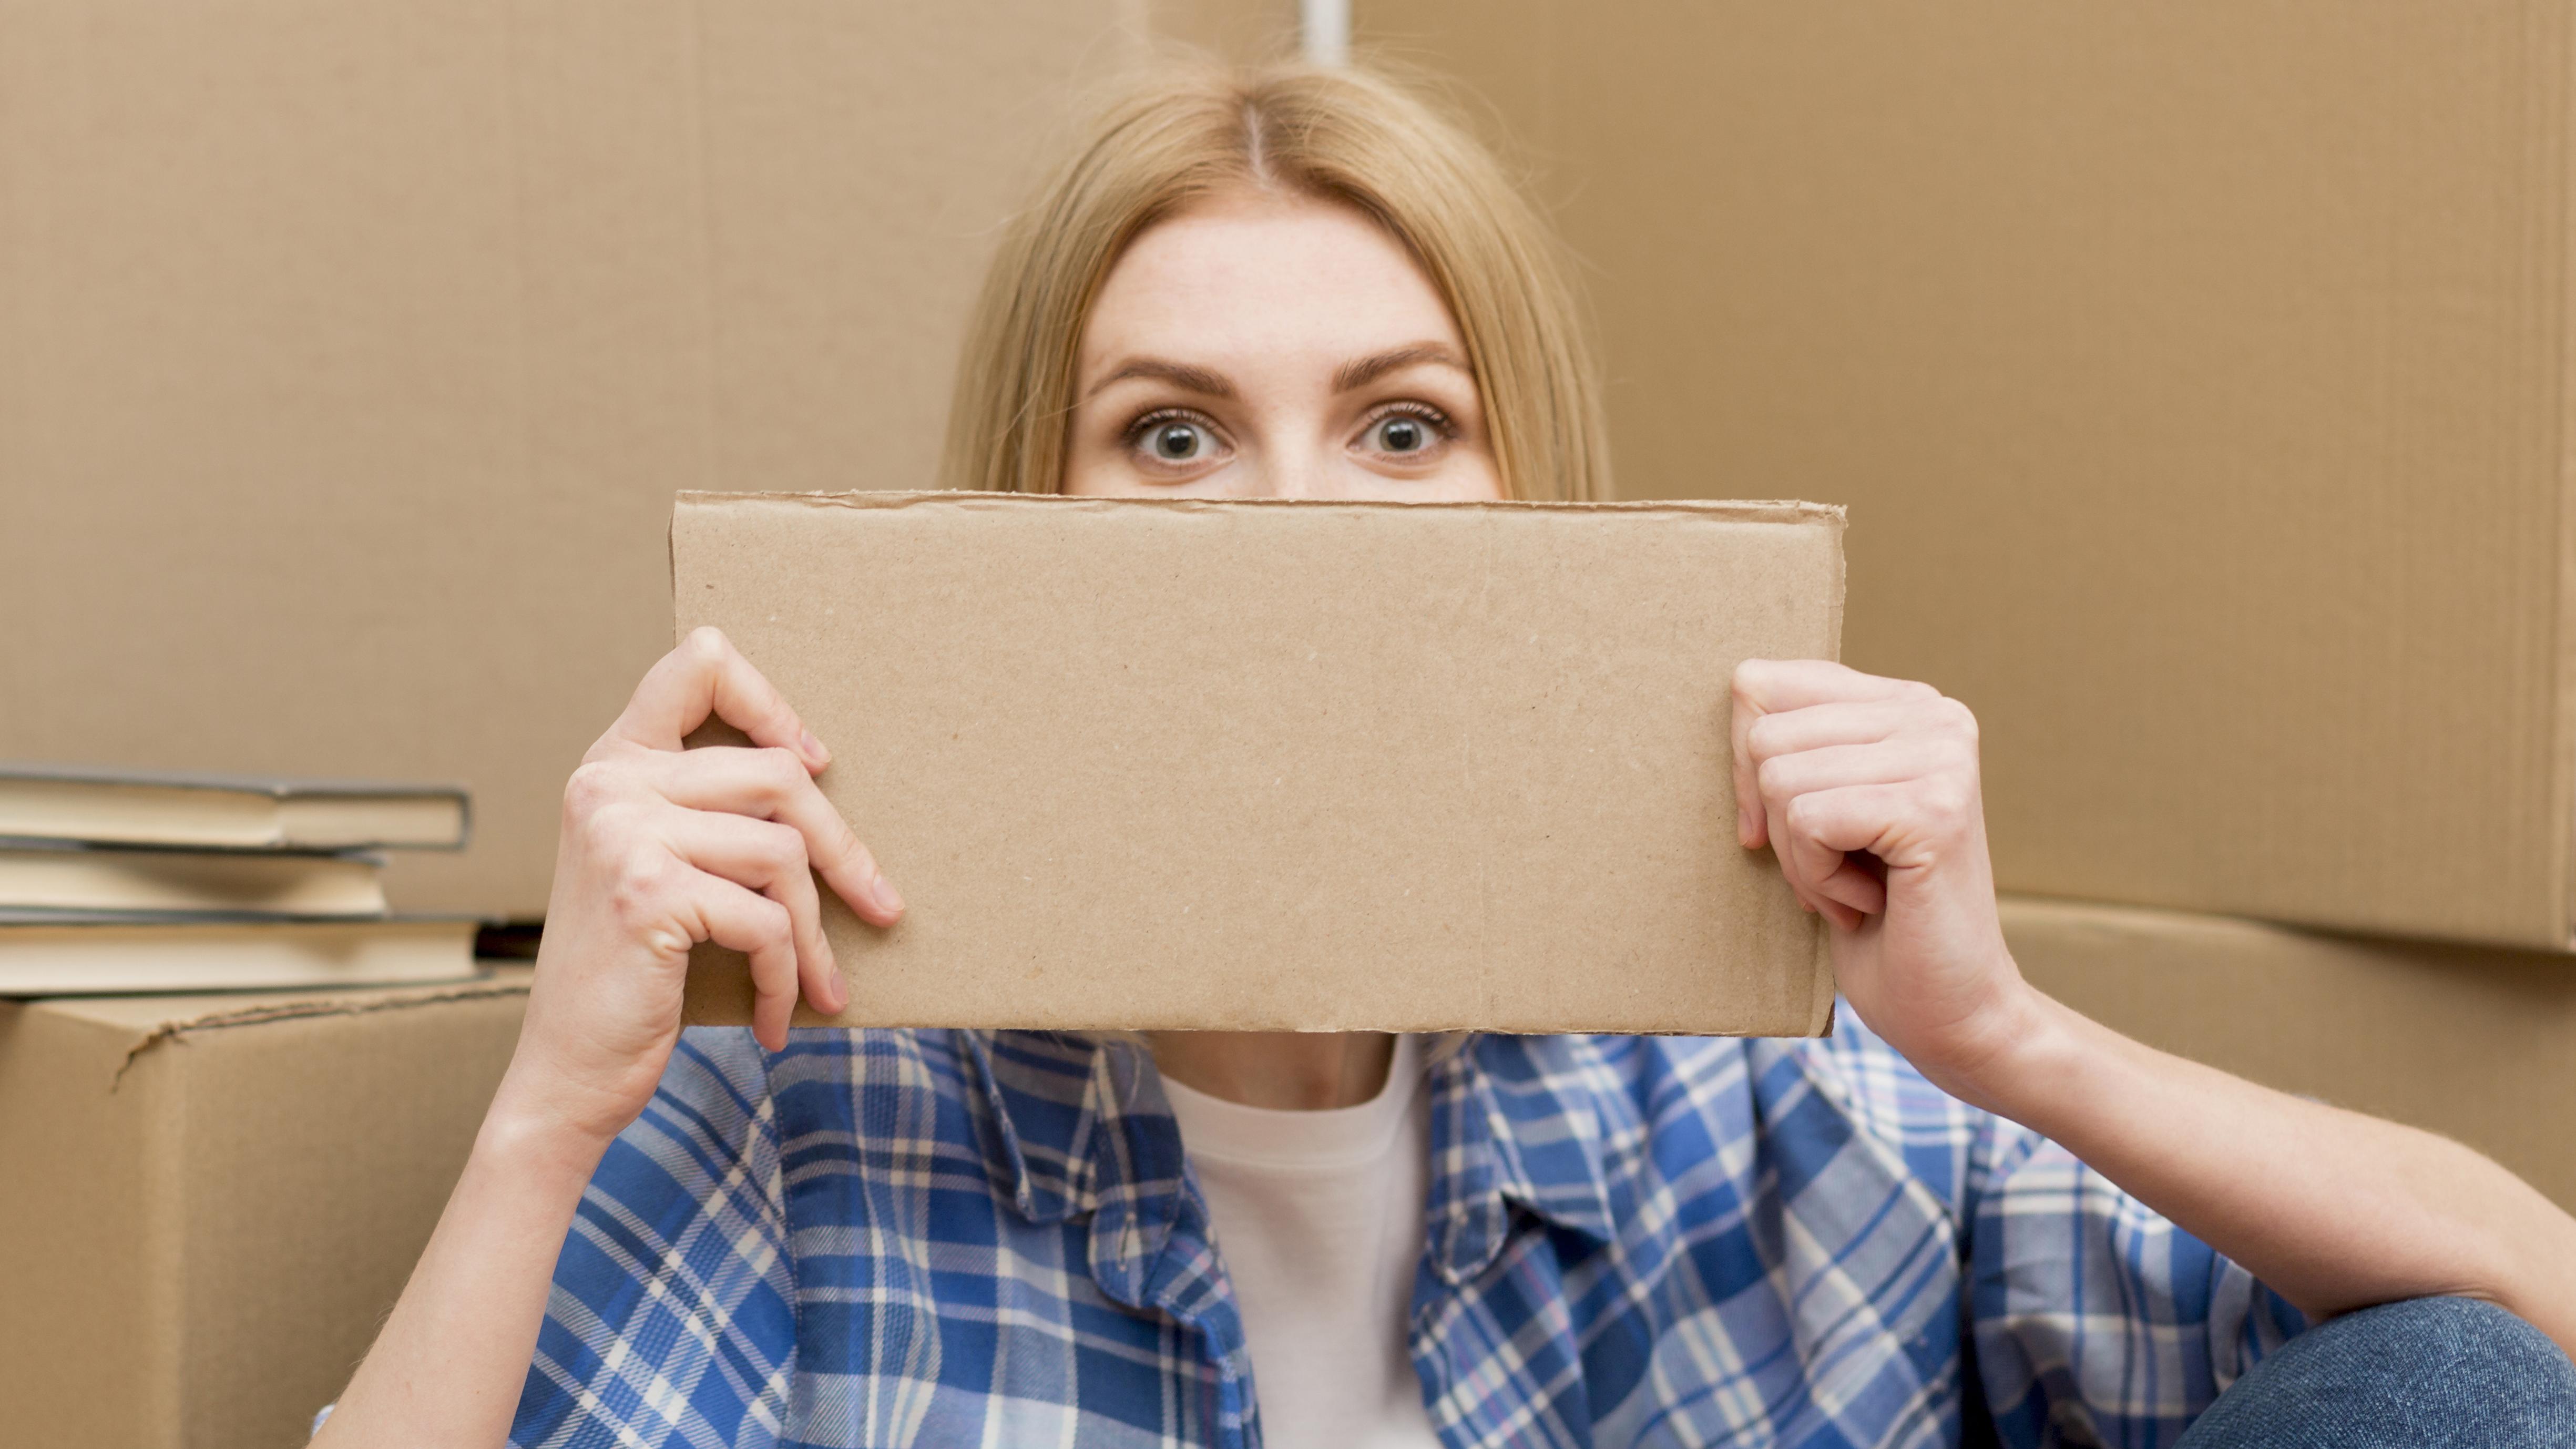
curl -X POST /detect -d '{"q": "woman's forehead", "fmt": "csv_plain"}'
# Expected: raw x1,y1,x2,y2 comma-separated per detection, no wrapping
1080,195,1465,379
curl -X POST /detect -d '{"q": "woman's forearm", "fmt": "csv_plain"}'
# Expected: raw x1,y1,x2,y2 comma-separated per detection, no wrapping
311,1077,610,1448
1970,984,2576,1355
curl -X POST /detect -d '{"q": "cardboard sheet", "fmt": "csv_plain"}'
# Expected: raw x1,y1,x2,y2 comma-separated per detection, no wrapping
674,492,1844,1035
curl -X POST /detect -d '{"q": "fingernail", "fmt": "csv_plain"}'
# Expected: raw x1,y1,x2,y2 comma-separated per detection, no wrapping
872,871,904,915
821,971,849,1014
800,729,830,766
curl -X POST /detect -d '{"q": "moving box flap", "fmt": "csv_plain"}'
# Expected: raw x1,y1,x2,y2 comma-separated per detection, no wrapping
674,491,1843,1036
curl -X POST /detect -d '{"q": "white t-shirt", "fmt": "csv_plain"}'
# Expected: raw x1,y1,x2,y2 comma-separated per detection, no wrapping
1158,1034,1443,1449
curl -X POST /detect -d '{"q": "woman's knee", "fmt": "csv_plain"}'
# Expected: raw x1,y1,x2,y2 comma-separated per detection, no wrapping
2178,1295,2576,1448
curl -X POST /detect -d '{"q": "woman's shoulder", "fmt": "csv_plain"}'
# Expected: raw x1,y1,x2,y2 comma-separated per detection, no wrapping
1534,1012,1962,1117
1524,1013,2005,1205
663,1023,987,1108
629,1026,993,1171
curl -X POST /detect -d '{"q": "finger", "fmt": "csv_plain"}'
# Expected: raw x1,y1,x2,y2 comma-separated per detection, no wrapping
1754,743,1909,922
1733,664,1938,849
1776,802,1878,922
1732,662,1927,849
676,872,801,1051
1808,856,1886,927
656,807,846,1016
1743,699,1923,767
1755,738,1955,806
1782,784,1913,923
1730,676,1767,851
1734,658,1930,716
604,626,827,766
1753,749,1884,920
645,746,903,925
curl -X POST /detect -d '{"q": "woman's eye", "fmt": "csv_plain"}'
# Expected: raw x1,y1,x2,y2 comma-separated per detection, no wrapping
1360,408,1449,458
1133,416,1219,466
1375,416,1427,453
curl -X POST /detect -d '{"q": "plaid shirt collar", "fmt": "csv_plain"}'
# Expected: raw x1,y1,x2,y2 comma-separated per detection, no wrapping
959,1029,1619,1305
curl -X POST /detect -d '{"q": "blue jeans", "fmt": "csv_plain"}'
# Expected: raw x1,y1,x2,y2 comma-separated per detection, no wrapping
2179,1297,2576,1447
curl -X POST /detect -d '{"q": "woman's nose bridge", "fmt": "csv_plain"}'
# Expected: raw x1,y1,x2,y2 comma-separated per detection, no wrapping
1214,397,1338,499
1247,435,1330,499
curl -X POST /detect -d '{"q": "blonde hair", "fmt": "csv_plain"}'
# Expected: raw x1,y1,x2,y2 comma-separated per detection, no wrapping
938,59,1610,501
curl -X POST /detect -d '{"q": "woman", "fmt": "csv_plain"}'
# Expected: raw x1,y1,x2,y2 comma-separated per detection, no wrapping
317,61,2576,1447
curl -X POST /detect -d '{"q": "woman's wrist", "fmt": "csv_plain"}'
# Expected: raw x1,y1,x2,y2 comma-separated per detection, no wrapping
1909,973,2086,1123
1946,985,2139,1142
319,1058,614,1445
479,1066,623,1187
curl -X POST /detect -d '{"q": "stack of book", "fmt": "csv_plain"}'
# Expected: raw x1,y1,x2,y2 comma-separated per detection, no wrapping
0,763,482,994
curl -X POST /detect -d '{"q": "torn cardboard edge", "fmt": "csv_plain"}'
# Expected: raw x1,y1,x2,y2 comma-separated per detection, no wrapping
671,487,1847,526
81,970,535,1082
676,490,1846,1035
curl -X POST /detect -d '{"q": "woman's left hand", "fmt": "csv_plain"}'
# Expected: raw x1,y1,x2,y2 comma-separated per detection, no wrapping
1732,660,2576,1349
1731,659,2032,1101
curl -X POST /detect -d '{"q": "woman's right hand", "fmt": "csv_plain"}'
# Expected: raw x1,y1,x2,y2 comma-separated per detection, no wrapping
317,628,899,1447
496,626,903,1150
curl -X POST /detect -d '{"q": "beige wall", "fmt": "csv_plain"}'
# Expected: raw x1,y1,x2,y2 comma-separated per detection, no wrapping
0,0,1156,917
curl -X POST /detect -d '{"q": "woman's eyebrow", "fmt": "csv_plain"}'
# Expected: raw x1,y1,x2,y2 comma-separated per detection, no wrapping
1084,358,1236,400
1333,342,1470,393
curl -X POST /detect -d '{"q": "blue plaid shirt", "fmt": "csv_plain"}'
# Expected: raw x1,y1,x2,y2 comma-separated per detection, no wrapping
506,1014,2304,1447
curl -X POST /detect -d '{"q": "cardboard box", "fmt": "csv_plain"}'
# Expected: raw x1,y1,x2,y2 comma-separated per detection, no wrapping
2003,897,2576,1211
1364,2,2576,948
675,491,1843,1035
0,973,530,1448
0,1,1146,919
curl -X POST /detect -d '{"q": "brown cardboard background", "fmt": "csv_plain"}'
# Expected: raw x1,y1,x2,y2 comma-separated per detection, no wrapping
0,975,530,1448
1148,0,1300,62
0,0,1146,919
1361,2,2576,948
2005,897,2576,1211
677,493,1842,1035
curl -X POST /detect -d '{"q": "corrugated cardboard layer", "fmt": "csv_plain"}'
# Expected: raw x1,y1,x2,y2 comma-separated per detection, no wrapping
0,0,1142,916
2003,897,2576,1212
0,973,529,1448
1365,1,2576,948
677,492,1843,1035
